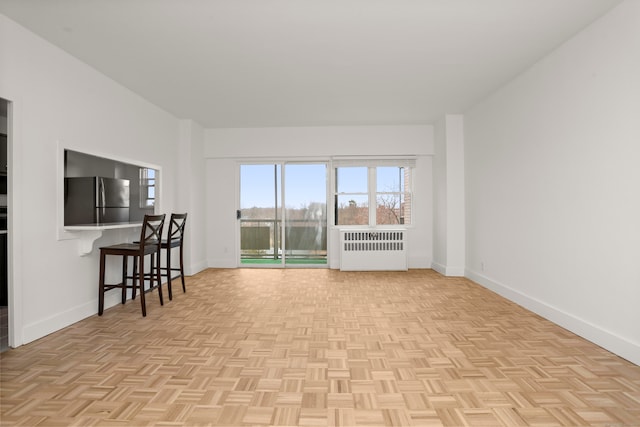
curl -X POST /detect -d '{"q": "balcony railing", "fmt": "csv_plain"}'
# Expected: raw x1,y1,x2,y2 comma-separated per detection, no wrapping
240,219,327,263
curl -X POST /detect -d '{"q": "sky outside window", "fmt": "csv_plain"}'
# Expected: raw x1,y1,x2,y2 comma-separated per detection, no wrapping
241,164,405,210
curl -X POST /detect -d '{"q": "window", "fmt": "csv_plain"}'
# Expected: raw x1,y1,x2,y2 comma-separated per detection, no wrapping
334,164,412,226
139,167,156,208
376,166,410,225
335,167,369,225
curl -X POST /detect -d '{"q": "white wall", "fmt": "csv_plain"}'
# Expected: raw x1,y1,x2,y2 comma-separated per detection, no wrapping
433,119,447,271
178,120,207,275
204,126,434,269
433,115,465,276
464,0,640,365
0,15,202,345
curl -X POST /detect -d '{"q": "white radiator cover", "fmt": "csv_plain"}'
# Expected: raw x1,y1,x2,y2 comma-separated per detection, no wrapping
340,229,408,271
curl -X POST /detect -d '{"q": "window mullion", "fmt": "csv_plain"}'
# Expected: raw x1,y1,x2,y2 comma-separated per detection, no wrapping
369,167,376,226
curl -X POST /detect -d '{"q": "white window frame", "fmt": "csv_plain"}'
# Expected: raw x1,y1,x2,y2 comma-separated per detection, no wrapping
332,158,415,228
139,167,156,208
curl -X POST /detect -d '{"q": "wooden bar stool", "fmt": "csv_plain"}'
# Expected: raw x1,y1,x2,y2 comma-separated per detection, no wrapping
159,213,187,300
98,214,165,317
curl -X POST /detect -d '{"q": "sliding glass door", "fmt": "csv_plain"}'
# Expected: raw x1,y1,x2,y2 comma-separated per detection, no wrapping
239,163,327,266
239,164,282,264
283,164,327,265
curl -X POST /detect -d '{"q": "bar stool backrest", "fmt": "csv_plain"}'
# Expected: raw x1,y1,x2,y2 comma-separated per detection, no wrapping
140,214,165,252
168,213,187,244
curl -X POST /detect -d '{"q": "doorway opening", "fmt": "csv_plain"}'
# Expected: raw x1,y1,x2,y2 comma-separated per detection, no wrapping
1,97,9,352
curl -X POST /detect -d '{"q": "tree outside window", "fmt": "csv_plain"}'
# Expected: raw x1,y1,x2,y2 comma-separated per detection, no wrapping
335,165,411,226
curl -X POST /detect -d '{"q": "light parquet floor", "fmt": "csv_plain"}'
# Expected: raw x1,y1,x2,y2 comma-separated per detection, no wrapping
1,268,639,426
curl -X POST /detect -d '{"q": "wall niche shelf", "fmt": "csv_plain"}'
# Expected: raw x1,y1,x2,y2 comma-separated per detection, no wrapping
62,223,142,256
57,142,162,257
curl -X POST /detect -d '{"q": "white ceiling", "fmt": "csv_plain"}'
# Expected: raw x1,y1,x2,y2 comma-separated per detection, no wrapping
0,0,622,128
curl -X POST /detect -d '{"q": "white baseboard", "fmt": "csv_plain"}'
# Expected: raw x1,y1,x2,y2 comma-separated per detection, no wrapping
22,300,97,344
431,261,465,277
207,257,238,269
466,269,640,366
408,256,432,270
431,261,446,275
22,290,159,345
186,259,208,276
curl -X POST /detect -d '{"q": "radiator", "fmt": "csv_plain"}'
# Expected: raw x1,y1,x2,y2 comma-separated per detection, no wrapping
340,230,408,271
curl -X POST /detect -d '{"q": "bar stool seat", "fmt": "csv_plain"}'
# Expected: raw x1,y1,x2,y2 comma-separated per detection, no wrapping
98,214,165,317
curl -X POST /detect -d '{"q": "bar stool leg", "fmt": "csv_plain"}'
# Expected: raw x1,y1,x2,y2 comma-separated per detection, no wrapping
98,250,106,316
120,255,128,304
179,243,186,293
153,252,164,306
131,259,137,300
166,246,173,300
137,255,146,317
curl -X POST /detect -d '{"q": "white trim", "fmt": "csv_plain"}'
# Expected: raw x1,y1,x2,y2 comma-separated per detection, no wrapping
431,261,465,277
22,299,97,345
5,96,23,347
23,289,181,342
408,256,432,270
432,261,446,275
185,259,208,276
209,257,242,269
466,269,640,366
